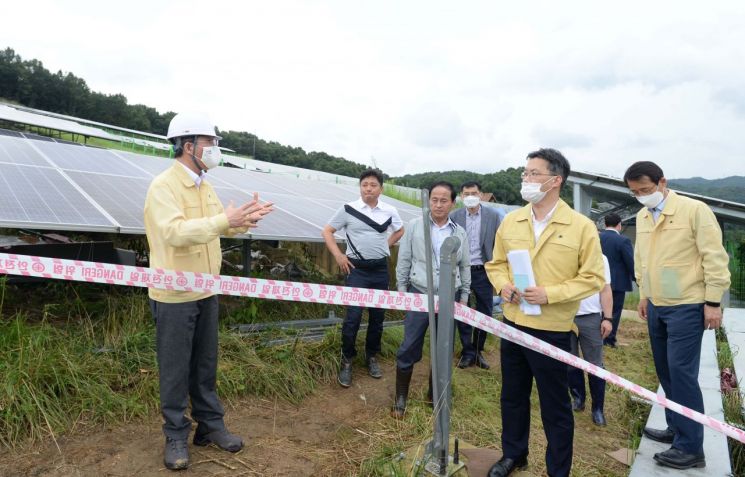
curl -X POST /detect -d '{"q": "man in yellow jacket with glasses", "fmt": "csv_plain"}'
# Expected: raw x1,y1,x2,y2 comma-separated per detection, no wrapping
486,148,604,477
144,112,274,471
624,161,730,470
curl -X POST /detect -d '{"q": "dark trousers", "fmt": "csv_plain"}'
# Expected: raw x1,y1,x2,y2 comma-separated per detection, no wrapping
341,265,389,359
604,290,626,345
501,319,573,477
396,286,455,371
647,301,705,454
151,296,225,440
456,266,494,359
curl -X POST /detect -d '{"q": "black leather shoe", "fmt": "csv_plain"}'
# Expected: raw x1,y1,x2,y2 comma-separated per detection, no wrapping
653,448,705,469
193,429,244,452
591,408,607,426
643,427,674,443
338,356,352,387
487,455,528,477
457,356,475,369
164,437,189,470
571,396,585,412
367,355,382,379
475,353,491,369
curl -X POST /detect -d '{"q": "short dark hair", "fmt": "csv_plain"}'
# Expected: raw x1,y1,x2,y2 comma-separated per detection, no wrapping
359,168,384,185
170,135,196,158
623,161,664,185
526,148,570,188
460,180,482,192
604,213,622,227
429,181,456,201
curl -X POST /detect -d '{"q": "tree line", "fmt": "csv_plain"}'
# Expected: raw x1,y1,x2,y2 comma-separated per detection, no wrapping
0,48,370,177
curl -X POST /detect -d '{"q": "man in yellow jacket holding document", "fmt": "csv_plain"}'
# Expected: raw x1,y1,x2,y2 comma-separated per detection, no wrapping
624,161,730,470
485,148,604,477
144,112,274,471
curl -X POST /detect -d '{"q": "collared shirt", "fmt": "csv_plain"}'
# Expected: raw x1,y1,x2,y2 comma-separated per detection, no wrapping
649,196,667,223
576,255,611,315
605,228,620,234
327,197,403,260
430,215,457,267
465,206,483,265
179,162,205,187
531,201,559,243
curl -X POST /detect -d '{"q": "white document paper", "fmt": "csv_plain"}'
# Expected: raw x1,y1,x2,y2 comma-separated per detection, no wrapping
507,249,541,316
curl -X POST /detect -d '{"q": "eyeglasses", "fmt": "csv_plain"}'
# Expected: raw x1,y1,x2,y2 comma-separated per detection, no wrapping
198,137,219,147
520,171,557,180
628,186,658,197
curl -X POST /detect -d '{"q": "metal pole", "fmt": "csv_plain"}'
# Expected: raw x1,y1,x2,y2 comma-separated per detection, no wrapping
433,236,459,475
242,239,252,277
421,188,440,439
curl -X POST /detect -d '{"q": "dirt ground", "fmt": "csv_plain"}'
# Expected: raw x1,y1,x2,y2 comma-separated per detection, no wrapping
0,321,649,477
0,359,435,477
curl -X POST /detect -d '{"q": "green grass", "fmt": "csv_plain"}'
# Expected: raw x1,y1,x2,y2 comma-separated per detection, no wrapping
0,270,660,476
358,317,658,476
0,275,401,449
716,327,745,475
383,185,422,207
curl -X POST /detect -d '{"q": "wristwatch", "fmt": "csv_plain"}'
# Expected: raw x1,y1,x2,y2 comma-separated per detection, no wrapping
705,301,721,308
601,315,613,322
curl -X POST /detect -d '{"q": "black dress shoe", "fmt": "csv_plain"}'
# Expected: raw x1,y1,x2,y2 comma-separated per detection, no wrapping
571,396,585,412
653,447,705,469
475,353,491,369
457,356,475,369
591,408,607,426
487,455,528,477
643,427,674,443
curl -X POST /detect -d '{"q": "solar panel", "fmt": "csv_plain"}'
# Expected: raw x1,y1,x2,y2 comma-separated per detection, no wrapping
65,171,149,232
0,163,116,230
33,141,151,178
112,150,173,177
0,128,24,138
0,136,56,167
0,134,422,241
212,187,324,241
205,167,279,194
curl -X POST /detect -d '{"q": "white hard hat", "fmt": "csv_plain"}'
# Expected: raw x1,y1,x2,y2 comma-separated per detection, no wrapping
166,112,221,140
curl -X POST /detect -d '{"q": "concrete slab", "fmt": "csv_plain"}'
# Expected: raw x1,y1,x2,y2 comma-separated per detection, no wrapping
629,325,731,477
723,308,745,333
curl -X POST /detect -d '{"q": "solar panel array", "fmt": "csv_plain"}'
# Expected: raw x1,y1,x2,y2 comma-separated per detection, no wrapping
0,134,422,242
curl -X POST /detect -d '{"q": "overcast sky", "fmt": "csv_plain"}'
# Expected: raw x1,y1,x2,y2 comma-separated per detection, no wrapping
4,0,745,179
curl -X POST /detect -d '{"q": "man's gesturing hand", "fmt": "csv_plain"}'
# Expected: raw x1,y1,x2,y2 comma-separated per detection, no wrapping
225,193,275,228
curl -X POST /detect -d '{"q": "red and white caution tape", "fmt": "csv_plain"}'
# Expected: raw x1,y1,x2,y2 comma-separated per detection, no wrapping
2,252,743,444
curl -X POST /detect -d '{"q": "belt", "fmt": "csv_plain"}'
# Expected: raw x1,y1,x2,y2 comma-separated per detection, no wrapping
471,264,485,270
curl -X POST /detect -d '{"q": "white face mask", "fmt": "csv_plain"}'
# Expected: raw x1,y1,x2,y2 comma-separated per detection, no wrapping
636,189,664,209
520,176,555,204
199,145,222,170
463,195,480,208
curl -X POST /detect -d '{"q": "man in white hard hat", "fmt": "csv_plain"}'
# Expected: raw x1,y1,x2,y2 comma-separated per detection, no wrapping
144,112,274,470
